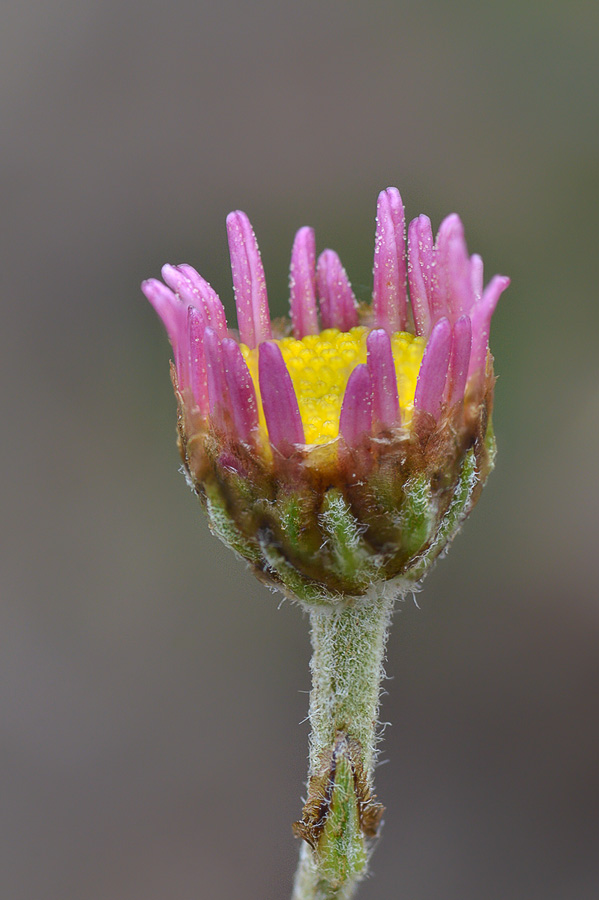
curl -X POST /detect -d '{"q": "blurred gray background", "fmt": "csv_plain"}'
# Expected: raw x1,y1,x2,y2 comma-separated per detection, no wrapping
2,1,599,898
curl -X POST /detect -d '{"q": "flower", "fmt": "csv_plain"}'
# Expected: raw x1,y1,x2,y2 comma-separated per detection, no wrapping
142,188,509,606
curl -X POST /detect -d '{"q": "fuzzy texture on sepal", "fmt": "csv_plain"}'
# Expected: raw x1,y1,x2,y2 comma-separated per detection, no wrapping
145,189,507,610
145,188,508,900
173,358,496,608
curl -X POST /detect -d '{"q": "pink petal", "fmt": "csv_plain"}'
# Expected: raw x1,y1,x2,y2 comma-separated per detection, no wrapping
414,317,452,419
372,187,407,333
226,210,272,348
443,216,475,321
204,327,229,430
429,218,451,321
289,226,319,338
445,315,472,406
430,214,473,323
316,249,358,332
187,305,209,413
468,275,510,381
141,278,186,349
339,364,373,446
222,338,259,442
258,342,304,451
141,278,188,384
164,263,228,339
407,215,434,337
367,328,400,430
470,254,484,305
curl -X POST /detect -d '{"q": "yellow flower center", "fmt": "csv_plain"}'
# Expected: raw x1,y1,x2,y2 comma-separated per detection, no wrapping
241,326,425,446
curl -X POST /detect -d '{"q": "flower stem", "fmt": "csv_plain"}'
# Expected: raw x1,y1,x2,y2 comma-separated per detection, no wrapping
291,593,395,900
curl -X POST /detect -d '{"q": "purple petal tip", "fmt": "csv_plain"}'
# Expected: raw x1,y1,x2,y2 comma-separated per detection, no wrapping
316,249,358,332
446,315,472,406
373,187,407,333
258,342,304,451
407,215,434,337
222,338,259,441
468,275,510,381
204,327,228,429
339,364,373,447
367,328,400,430
289,226,318,339
414,317,452,419
226,210,271,348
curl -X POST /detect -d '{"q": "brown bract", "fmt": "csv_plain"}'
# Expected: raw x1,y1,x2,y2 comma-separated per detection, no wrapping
292,732,385,850
171,359,496,604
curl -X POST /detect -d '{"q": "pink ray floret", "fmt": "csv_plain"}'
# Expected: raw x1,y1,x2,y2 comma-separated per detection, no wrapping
258,342,305,451
222,338,259,442
439,215,475,321
141,277,186,349
339,364,373,447
204,327,229,431
162,263,228,340
226,210,272,349
407,214,434,337
143,189,510,451
470,253,484,304
367,329,400,431
289,227,319,339
372,187,407,333
430,214,472,324
445,315,472,407
141,277,188,382
316,249,358,332
187,305,209,413
468,275,510,382
414,317,452,419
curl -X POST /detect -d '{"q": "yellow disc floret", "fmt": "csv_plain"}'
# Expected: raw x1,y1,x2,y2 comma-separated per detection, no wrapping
241,327,425,446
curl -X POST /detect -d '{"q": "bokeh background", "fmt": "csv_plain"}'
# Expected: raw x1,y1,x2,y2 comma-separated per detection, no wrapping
2,1,599,898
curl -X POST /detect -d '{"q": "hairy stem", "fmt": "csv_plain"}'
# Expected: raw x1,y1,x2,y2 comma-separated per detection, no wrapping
291,593,395,900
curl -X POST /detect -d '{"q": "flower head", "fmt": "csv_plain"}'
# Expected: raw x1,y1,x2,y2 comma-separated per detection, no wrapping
143,188,509,605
